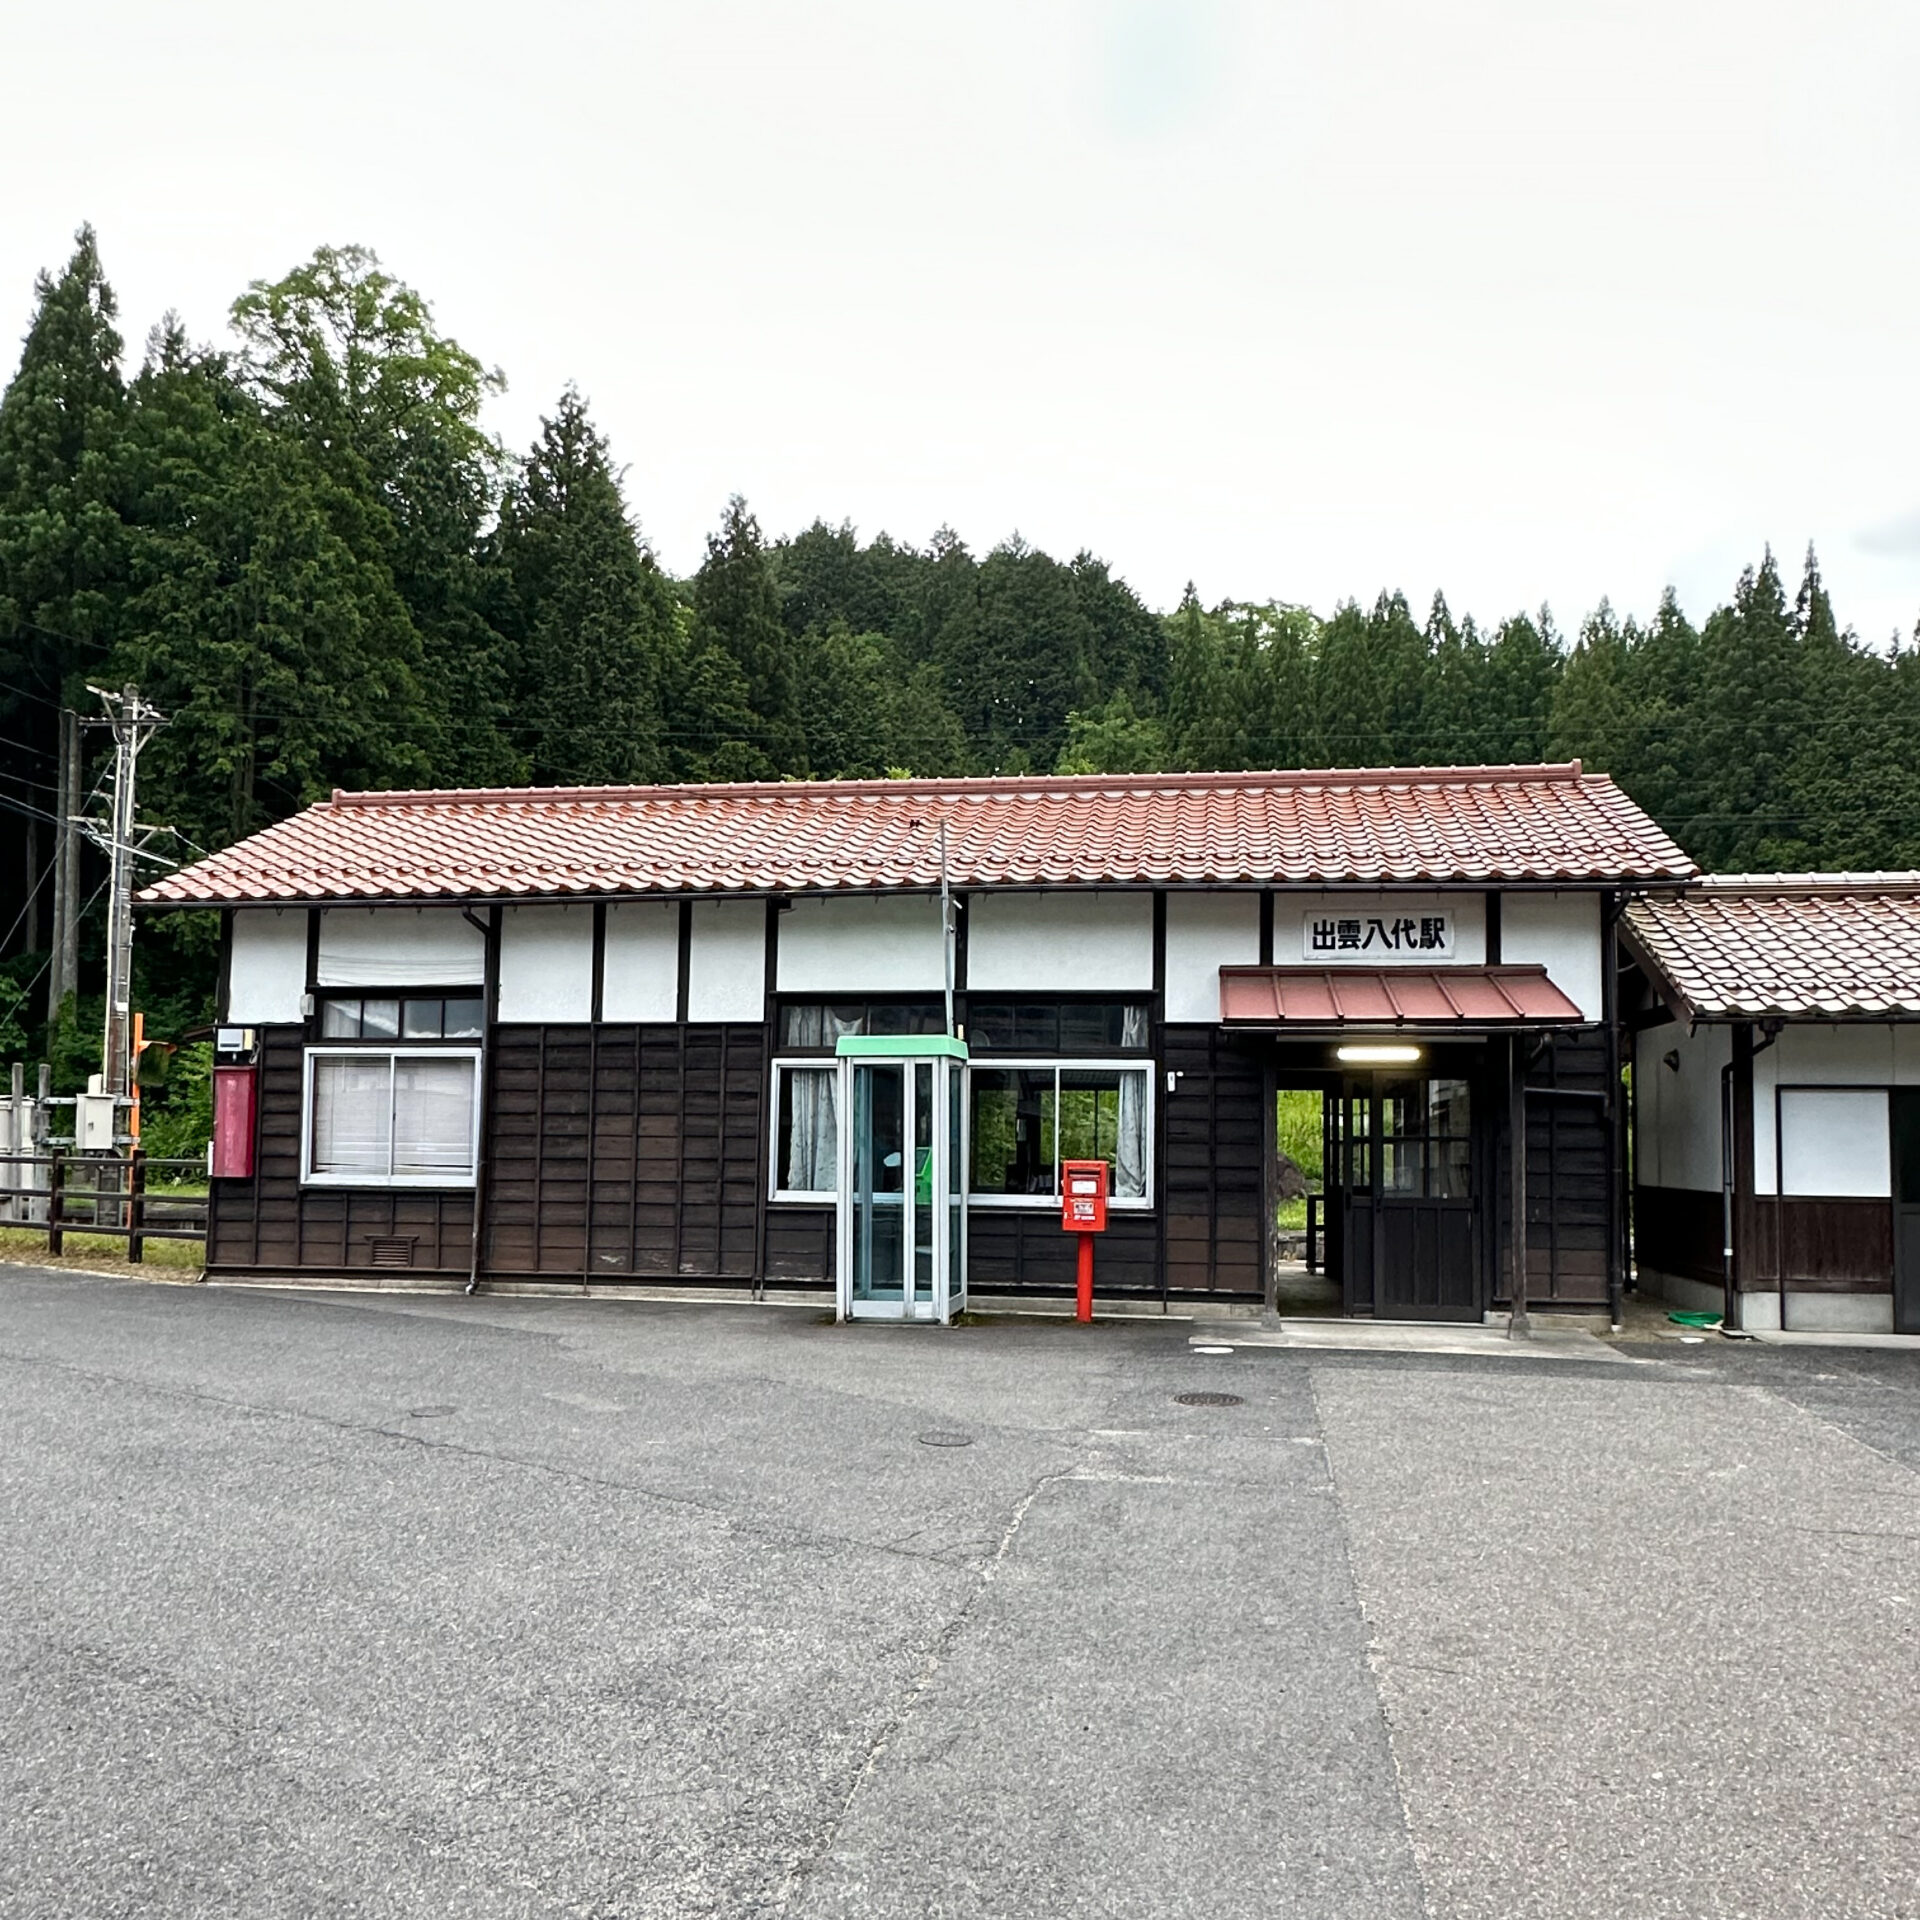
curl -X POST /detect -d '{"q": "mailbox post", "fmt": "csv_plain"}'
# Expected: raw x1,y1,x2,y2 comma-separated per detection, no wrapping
1061,1159,1109,1323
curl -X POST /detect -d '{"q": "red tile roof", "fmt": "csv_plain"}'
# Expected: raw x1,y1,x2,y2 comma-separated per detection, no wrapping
1622,877,1920,1020
138,763,1695,906
1219,965,1585,1027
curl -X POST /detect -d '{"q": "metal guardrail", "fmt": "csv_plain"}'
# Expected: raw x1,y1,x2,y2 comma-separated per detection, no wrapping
0,1151,208,1263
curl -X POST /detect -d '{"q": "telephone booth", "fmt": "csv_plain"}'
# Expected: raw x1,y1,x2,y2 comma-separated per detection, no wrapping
834,1034,969,1323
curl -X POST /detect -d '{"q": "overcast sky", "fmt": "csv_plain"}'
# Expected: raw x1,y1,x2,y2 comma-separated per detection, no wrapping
4,1,1918,643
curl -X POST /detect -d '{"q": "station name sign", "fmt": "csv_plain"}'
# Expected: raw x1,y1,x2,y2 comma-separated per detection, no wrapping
1304,911,1454,961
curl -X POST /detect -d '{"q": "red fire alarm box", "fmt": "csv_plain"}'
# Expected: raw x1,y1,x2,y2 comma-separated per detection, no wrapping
1061,1159,1109,1233
211,1066,257,1179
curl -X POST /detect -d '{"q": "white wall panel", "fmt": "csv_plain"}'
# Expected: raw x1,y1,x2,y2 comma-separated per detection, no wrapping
688,900,766,1021
603,902,680,1022
1500,892,1602,1021
778,895,947,993
1274,891,1487,965
1635,1019,1729,1193
497,904,593,1023
1780,1088,1890,1197
1755,1026,1900,1191
316,907,484,988
967,891,1153,993
1163,893,1260,1023
227,909,309,1022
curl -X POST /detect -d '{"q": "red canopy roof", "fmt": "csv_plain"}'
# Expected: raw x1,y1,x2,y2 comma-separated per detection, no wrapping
1218,966,1586,1028
139,763,1694,906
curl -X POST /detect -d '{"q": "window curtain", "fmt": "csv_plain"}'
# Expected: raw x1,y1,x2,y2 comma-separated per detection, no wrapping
1121,1004,1150,1050
311,1056,391,1177
1115,1068,1149,1199
787,1067,839,1193
392,1058,477,1178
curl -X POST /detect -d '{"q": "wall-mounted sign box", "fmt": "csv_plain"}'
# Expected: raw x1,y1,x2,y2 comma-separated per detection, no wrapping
1305,912,1453,962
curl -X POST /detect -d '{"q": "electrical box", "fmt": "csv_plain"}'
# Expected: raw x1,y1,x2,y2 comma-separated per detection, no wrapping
1061,1159,1109,1233
211,1067,257,1179
79,1074,119,1153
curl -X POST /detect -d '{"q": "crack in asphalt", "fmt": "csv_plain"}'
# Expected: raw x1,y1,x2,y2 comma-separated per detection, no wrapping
0,1345,990,1573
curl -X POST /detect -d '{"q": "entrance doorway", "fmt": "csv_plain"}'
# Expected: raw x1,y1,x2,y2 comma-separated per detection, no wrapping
1273,1086,1339,1314
835,1036,968,1323
1334,1069,1481,1321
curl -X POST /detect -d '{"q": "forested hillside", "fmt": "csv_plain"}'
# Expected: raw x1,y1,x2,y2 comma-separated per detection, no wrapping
5,228,1919,1080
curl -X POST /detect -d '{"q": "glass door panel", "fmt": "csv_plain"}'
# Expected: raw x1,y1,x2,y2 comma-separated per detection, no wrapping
850,1063,906,1305
913,1062,934,1308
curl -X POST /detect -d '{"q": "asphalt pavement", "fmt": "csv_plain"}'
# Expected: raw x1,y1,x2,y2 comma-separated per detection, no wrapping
1,1269,1916,1918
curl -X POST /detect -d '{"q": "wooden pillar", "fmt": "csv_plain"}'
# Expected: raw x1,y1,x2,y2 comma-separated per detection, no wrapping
1729,1021,1757,1331
1508,1034,1531,1338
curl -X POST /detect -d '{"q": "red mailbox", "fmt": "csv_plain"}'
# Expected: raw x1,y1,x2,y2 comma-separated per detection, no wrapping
1061,1159,1109,1233
211,1066,257,1179
1061,1159,1109,1323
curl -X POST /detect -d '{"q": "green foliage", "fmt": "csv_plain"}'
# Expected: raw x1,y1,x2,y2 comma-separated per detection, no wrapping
491,388,674,785
1275,1089,1324,1183
6,225,1920,1068
140,1040,213,1161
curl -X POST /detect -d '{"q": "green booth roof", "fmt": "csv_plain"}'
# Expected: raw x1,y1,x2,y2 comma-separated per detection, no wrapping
833,1034,969,1060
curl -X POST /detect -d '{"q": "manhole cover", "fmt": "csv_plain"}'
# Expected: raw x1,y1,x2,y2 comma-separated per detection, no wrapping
408,1405,456,1419
917,1431,974,1448
1173,1391,1243,1408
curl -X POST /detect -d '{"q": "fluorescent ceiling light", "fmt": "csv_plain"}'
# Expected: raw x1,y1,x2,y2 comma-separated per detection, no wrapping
1336,1044,1424,1064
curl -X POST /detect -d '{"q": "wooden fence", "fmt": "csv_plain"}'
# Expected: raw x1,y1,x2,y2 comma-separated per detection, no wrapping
0,1151,209,1262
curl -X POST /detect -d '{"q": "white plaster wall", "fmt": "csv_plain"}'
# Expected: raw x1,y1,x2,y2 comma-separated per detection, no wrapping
497,904,594,1023
1163,893,1260,1023
227,909,309,1023
1635,1018,1730,1192
316,907,484,988
1777,1088,1890,1197
603,901,680,1022
1753,1025,1901,1195
1274,891,1487,965
966,891,1154,993
1500,891,1603,1021
778,894,947,993
688,899,766,1021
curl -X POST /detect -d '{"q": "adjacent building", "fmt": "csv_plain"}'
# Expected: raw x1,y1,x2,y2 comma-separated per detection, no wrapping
1622,875,1920,1333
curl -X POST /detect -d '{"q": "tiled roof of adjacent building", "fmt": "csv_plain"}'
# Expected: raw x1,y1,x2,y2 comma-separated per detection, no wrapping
1621,876,1920,1020
138,763,1697,906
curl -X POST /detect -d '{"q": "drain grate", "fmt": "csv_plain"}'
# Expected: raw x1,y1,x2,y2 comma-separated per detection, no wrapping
917,1431,974,1448
1174,1391,1244,1408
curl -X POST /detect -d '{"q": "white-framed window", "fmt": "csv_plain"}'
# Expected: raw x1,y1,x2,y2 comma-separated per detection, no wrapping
770,1059,840,1201
302,1048,482,1187
968,1059,1153,1209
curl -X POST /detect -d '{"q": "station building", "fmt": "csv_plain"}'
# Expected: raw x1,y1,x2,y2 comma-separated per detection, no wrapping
1622,875,1920,1333
141,763,1696,1323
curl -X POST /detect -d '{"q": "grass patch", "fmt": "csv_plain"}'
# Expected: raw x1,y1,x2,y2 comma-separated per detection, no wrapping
0,1225,204,1274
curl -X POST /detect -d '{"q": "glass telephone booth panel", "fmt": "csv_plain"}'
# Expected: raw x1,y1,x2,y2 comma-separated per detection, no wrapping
835,1035,969,1323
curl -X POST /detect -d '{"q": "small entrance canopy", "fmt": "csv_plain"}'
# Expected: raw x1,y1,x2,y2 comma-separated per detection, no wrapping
1218,965,1584,1030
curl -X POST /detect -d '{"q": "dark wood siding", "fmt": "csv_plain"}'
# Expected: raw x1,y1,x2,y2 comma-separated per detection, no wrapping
1493,1030,1615,1306
1162,1023,1265,1297
1636,1189,1894,1294
1757,1197,1893,1291
482,1023,766,1282
1634,1184,1723,1287
205,1026,475,1274
966,1210,1161,1295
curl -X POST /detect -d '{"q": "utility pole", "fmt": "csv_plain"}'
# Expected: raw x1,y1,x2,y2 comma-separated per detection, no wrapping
84,685,166,1101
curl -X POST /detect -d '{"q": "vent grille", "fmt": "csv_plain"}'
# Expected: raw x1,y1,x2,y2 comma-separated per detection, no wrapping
369,1236,416,1270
